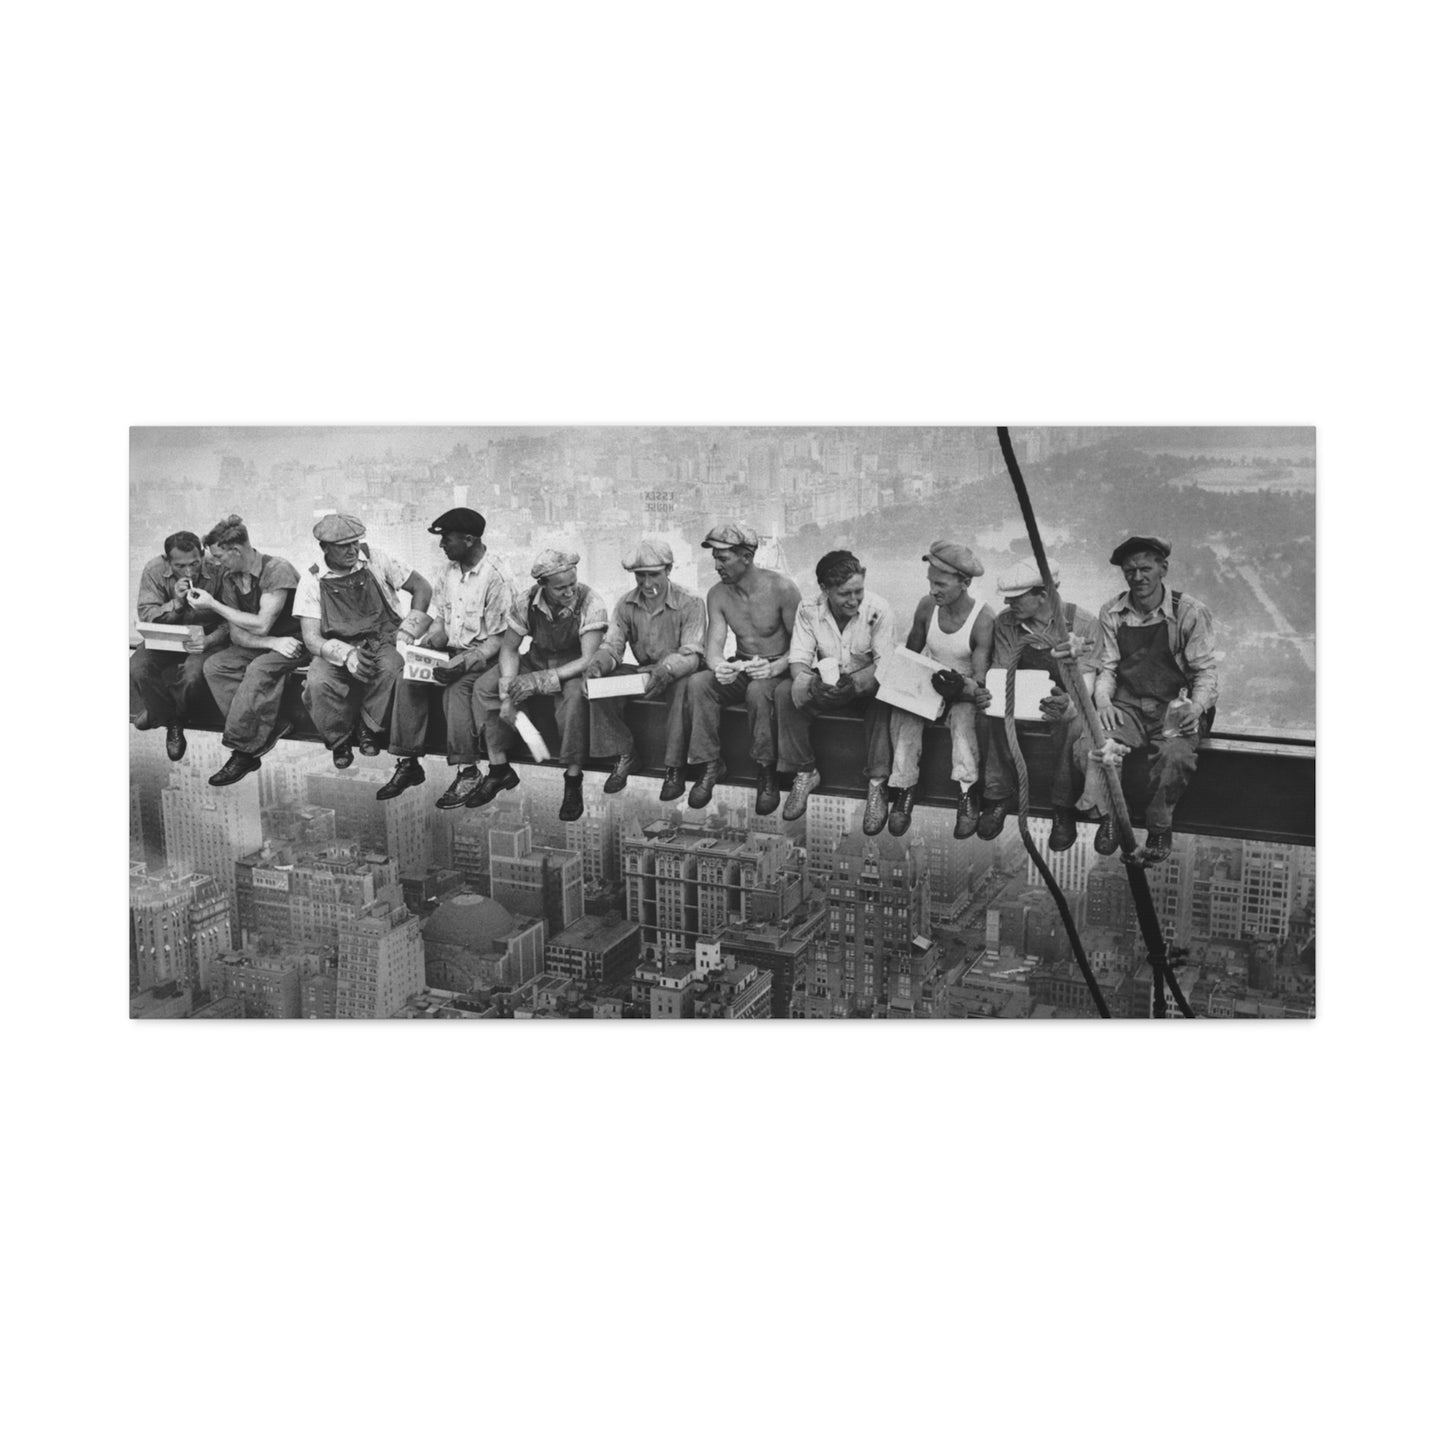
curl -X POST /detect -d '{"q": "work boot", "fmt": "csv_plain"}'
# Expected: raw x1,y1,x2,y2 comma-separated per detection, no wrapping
1048,808,1078,852
466,763,521,808
559,772,585,822
1142,829,1173,865
357,730,383,757
165,723,187,762
603,755,634,794
332,741,355,770
782,768,819,821
1093,813,1120,856
862,778,890,836
954,788,981,840
755,765,781,816
658,767,686,802
976,797,1010,841
887,786,915,837
688,759,727,809
376,756,424,800
253,720,293,758
209,751,261,787
435,767,480,809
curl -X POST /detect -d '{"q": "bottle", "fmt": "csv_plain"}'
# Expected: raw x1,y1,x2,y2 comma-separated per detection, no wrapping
1162,689,1192,738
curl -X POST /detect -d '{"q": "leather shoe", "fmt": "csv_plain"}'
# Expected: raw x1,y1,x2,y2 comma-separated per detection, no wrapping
559,773,585,822
332,741,355,770
435,768,480,809
466,764,521,808
782,768,820,821
209,751,261,787
357,730,382,757
862,778,890,836
755,766,781,816
603,756,634,794
658,767,686,802
165,723,187,762
1048,809,1078,852
954,789,981,840
1142,829,1173,865
887,786,915,837
1093,813,1120,856
376,756,424,800
688,759,727,809
976,797,1009,841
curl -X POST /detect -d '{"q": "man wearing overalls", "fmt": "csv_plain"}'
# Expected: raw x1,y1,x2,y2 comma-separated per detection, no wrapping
976,560,1103,851
469,547,608,821
293,513,433,795
1079,535,1219,866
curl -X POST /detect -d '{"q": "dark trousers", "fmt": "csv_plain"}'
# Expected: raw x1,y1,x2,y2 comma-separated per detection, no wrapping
202,644,307,755
984,714,1087,810
392,670,478,764
589,664,696,768
302,645,405,750
130,647,212,729
1075,699,1204,830
777,689,892,779
685,671,787,766
474,658,589,768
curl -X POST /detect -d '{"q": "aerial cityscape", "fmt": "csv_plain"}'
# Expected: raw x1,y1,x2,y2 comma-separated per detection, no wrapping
129,425,1316,1020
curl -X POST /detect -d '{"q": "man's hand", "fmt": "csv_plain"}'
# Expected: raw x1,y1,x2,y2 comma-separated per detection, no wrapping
1039,687,1075,722
1176,700,1205,735
642,669,670,699
931,669,967,702
345,648,379,682
1090,738,1131,768
714,661,738,685
433,655,463,682
584,658,607,680
270,636,304,660
509,672,540,704
1050,632,1085,661
1096,702,1124,732
182,632,207,655
186,587,216,612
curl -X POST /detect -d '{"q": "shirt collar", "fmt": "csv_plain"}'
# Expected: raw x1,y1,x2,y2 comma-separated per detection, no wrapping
1118,587,1173,622
533,584,580,620
627,579,678,610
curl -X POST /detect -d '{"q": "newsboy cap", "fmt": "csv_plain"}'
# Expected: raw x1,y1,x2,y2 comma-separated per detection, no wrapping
622,537,674,570
531,547,581,580
701,521,760,551
996,559,1061,597
313,513,366,544
1109,535,1172,566
922,541,984,579
428,507,488,537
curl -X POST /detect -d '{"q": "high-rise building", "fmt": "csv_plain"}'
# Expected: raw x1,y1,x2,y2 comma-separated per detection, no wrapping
214,947,308,1019
235,839,399,951
261,803,337,847
449,800,526,891
718,902,828,1018
305,759,428,875
544,913,642,991
488,821,584,935
1025,818,1099,894
335,891,426,1019
804,794,861,886
129,731,174,869
129,869,233,998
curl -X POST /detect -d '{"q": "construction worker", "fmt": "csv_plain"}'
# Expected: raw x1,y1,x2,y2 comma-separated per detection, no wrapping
1080,534,1219,865
585,537,708,799
883,541,992,840
776,549,896,832
294,513,434,794
470,547,608,822
129,529,227,761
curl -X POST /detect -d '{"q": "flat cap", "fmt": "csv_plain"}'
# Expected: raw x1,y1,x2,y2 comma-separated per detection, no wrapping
922,541,984,579
1109,534,1171,566
621,537,674,570
313,512,366,544
996,559,1061,597
427,507,488,537
700,521,759,551
531,547,581,580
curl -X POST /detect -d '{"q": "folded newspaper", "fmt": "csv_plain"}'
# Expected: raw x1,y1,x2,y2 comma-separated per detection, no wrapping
875,647,946,720
400,643,450,684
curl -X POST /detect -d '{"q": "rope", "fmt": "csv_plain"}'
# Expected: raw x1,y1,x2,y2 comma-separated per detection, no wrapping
995,427,1195,1019
1001,661,1111,1017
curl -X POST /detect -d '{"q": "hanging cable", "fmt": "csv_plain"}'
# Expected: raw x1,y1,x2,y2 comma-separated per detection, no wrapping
995,427,1195,1018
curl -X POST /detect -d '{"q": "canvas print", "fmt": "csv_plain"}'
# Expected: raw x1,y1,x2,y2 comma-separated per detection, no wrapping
129,426,1316,1020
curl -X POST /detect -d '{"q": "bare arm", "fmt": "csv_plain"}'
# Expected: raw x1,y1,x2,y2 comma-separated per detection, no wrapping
703,586,732,673
904,597,931,654
397,570,433,642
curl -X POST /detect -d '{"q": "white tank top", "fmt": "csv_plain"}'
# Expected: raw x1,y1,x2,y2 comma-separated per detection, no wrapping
924,592,983,676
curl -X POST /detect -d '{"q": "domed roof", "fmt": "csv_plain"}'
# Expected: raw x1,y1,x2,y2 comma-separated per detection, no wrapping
422,891,518,950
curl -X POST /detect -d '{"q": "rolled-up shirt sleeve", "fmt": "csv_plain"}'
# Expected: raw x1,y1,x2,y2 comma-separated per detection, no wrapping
1094,608,1121,702
788,603,820,669
597,599,632,668
579,589,610,636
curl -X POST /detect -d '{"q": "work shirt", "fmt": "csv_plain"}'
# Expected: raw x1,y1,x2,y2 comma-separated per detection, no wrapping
428,551,514,651
596,580,706,677
136,554,224,628
788,589,895,689
507,583,609,642
216,551,302,637
990,601,1103,686
1096,588,1219,710
293,546,413,621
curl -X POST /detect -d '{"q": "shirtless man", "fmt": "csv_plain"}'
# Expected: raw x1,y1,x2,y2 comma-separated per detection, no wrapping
684,521,801,814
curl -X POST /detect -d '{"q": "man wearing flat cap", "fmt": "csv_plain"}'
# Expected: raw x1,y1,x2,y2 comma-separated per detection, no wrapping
585,537,708,798
293,514,433,792
390,507,515,808
1078,534,1219,865
470,547,608,821
685,520,801,814
882,541,994,839
975,559,1103,851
